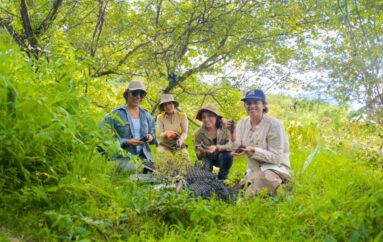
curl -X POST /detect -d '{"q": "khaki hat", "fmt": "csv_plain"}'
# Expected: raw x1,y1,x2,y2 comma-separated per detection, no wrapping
128,80,147,92
159,94,179,111
196,104,222,121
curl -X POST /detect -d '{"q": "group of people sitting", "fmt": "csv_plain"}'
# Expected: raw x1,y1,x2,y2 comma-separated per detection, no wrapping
101,80,291,197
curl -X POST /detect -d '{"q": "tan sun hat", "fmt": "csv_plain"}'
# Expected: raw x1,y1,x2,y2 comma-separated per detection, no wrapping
196,104,223,121
128,80,147,92
159,94,179,111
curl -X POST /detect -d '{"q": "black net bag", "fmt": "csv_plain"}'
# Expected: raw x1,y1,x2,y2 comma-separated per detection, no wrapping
185,167,238,203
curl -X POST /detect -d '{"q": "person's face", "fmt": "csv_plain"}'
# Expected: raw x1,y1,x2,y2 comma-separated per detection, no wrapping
127,90,146,106
201,111,217,129
162,102,175,114
244,99,264,118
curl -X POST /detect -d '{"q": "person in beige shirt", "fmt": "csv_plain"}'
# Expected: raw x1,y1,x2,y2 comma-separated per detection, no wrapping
233,89,291,197
156,94,188,155
194,105,235,180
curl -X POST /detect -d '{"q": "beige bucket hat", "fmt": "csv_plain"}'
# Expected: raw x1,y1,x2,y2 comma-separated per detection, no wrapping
196,104,223,121
128,80,147,92
159,94,179,111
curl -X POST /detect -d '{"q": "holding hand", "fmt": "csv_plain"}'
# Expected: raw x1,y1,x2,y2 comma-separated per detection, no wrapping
164,130,178,140
126,138,144,146
205,145,219,154
232,145,245,156
197,144,207,157
232,145,254,156
145,134,154,142
178,137,184,146
242,146,255,154
127,134,154,146
226,119,236,133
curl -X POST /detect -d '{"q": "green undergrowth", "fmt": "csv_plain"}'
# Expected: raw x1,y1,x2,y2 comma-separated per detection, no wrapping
1,148,382,241
1,37,383,241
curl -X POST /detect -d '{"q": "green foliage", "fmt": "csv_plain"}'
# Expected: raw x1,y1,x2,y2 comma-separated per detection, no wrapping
155,151,192,177
0,42,97,189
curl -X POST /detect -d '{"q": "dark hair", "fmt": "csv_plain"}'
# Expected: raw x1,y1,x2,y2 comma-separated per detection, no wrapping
263,101,269,113
123,89,130,101
215,117,223,129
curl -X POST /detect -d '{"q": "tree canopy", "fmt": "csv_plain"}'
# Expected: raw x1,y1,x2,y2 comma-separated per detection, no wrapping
1,0,382,122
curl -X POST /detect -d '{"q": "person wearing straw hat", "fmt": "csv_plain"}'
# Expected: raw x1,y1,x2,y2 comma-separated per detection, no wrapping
194,104,234,180
232,89,291,197
101,80,156,172
156,94,189,155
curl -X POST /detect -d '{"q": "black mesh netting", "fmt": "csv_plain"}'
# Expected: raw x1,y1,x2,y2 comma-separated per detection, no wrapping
185,167,239,203
139,163,239,203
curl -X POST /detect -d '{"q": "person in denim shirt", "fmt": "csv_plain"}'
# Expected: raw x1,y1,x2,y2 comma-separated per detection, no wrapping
101,80,156,171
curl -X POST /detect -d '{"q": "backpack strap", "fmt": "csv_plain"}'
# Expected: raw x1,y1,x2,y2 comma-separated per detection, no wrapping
178,112,184,120
159,113,165,121
178,112,185,134
159,112,185,134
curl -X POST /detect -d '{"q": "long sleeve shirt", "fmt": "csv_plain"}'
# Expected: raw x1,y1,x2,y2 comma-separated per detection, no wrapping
234,114,291,178
156,111,188,141
194,125,232,160
101,105,156,162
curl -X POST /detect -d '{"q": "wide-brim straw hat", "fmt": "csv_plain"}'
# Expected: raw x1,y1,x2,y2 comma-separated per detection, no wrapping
128,80,147,92
196,104,223,121
159,94,179,111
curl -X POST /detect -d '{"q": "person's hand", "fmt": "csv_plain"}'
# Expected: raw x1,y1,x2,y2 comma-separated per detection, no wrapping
226,119,235,133
178,137,184,145
126,138,144,146
164,130,178,139
205,145,219,154
242,146,255,154
196,145,206,157
146,134,154,142
232,145,246,156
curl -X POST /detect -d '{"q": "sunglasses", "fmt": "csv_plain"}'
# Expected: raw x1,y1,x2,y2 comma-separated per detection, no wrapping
130,90,146,97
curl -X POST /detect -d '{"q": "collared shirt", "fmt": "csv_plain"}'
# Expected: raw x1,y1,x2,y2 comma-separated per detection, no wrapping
156,111,188,141
101,105,156,162
194,124,232,160
234,114,291,178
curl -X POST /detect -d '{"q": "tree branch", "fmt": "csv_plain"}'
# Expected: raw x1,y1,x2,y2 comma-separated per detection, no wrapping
35,0,63,36
90,0,109,57
0,17,28,50
20,0,39,51
91,41,150,77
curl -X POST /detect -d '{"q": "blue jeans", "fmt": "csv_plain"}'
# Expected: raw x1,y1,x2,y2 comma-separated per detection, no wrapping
203,151,233,180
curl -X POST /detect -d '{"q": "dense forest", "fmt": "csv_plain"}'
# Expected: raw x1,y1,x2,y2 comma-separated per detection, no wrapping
1,0,382,241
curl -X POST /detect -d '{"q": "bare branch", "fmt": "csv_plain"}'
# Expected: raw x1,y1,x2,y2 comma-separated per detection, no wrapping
35,0,64,36
91,70,120,77
186,116,200,127
117,41,150,67
90,0,109,57
20,0,39,50
0,17,28,50
353,0,370,49
91,41,150,77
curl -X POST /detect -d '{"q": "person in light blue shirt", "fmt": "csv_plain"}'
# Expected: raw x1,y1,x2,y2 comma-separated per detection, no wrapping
101,80,156,171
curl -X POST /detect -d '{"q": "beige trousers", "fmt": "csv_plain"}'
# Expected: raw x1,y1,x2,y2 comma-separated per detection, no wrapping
239,170,283,198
